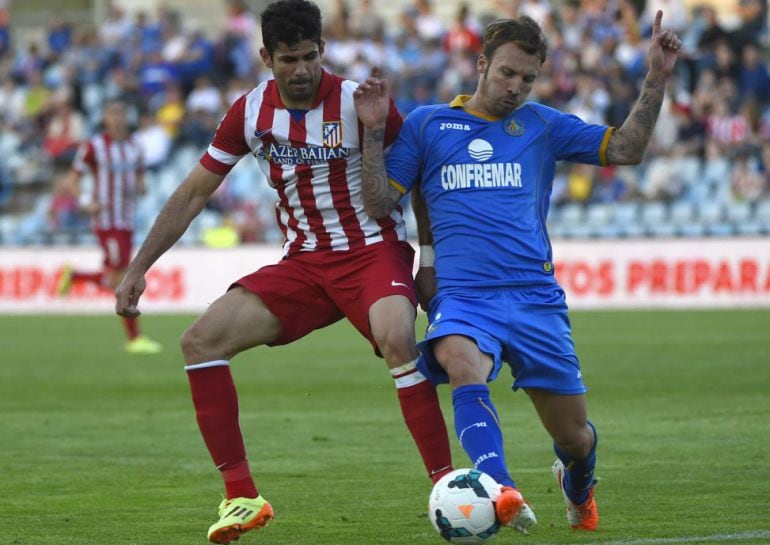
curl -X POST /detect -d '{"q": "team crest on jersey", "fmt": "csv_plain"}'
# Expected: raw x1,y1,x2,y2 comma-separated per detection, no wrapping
504,119,525,137
323,121,342,148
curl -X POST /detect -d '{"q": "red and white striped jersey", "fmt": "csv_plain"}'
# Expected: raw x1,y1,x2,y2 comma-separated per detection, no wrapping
73,133,144,231
200,70,407,255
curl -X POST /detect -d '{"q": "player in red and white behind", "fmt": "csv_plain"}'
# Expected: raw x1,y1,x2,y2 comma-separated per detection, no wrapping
115,1,453,543
57,100,162,355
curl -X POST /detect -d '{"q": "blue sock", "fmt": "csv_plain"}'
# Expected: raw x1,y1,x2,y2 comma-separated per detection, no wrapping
452,384,514,488
554,420,597,505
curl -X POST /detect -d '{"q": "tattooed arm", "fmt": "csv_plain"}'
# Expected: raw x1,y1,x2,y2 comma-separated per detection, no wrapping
361,124,403,218
606,10,682,165
355,75,404,218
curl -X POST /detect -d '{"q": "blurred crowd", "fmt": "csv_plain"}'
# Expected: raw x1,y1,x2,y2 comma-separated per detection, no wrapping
0,0,769,245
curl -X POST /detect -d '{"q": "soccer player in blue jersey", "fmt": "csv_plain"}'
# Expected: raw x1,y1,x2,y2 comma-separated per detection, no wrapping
354,11,681,533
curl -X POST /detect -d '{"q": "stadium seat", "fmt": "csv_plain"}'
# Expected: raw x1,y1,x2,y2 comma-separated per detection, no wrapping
558,203,585,227
640,202,675,237
698,201,734,236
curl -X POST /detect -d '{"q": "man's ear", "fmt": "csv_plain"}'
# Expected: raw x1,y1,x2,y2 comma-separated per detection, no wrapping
477,54,488,75
259,47,273,69
318,39,326,57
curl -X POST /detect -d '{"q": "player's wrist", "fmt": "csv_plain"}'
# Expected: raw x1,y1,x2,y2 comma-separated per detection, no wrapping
419,245,435,267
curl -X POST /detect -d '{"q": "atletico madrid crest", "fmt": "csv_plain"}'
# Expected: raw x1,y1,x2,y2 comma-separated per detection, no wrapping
323,121,342,148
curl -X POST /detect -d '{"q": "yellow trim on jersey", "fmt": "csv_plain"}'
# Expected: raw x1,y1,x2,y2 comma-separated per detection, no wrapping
449,95,501,121
389,178,407,195
599,126,615,166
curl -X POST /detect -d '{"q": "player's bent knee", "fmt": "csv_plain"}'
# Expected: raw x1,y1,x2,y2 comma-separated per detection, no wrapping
554,425,595,459
372,325,416,364
180,323,221,363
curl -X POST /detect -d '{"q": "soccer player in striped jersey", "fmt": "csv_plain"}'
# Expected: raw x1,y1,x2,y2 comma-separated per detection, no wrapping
115,1,452,543
356,11,681,534
57,99,162,355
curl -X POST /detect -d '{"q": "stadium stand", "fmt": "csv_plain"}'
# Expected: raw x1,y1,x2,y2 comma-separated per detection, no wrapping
0,0,768,246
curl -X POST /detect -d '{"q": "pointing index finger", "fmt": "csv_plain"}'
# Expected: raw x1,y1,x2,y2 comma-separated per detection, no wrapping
652,10,662,36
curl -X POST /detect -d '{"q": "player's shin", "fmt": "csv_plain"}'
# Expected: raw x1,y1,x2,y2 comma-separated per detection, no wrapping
452,384,514,488
554,420,597,505
185,360,258,499
390,359,453,483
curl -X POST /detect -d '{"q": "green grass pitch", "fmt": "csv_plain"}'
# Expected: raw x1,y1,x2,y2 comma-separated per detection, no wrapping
1,310,769,545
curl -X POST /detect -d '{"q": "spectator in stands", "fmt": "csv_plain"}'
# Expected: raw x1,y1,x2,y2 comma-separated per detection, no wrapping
47,175,84,235
733,0,767,49
221,0,258,78
737,43,770,106
443,3,482,55
731,145,766,203
135,111,171,171
0,2,8,57
47,15,73,55
348,0,385,38
43,94,86,166
186,74,224,115
155,83,186,140
695,6,729,53
413,0,445,42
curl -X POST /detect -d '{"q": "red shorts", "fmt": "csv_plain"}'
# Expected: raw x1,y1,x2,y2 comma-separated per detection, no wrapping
232,240,417,351
95,229,133,270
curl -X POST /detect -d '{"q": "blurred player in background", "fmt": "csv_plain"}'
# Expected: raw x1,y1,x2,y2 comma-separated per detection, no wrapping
356,10,681,534
57,99,162,355
115,1,452,543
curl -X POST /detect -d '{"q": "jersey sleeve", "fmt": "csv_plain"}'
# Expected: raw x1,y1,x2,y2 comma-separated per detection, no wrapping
384,109,423,195
199,94,250,175
550,112,614,167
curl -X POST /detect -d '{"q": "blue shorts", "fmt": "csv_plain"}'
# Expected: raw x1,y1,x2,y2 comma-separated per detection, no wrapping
417,285,586,395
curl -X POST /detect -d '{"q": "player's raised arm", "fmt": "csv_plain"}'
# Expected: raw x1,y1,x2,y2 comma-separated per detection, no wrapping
115,164,224,317
354,75,404,218
606,10,682,165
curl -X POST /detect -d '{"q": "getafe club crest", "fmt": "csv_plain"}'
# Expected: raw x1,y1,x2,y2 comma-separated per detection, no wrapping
504,118,525,137
323,121,342,148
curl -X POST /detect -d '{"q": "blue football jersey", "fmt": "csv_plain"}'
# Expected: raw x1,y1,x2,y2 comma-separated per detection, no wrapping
387,96,613,289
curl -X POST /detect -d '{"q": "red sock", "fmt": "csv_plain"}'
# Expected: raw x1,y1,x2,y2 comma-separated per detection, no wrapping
392,363,453,483
186,362,258,499
72,271,103,286
122,317,139,340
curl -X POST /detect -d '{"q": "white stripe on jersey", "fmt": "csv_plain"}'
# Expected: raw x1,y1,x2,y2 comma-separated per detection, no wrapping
305,106,344,250
207,144,241,165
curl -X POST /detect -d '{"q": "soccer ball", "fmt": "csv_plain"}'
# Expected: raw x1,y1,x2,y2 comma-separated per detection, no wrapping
428,468,501,544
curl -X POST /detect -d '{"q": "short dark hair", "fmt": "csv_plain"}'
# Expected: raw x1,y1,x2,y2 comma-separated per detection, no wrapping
260,0,323,56
483,16,548,65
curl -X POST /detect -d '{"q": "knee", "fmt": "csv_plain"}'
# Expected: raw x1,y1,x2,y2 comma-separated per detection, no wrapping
433,344,487,386
555,423,596,459
373,321,416,365
180,322,215,363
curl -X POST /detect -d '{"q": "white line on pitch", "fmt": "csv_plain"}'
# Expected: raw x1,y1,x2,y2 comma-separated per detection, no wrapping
536,530,770,545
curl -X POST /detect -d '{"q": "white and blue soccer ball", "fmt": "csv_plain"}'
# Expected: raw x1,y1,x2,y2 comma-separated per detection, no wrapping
428,468,501,544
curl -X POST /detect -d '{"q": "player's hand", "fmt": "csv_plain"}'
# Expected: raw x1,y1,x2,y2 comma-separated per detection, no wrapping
353,68,391,130
415,266,437,312
115,268,146,318
648,10,681,78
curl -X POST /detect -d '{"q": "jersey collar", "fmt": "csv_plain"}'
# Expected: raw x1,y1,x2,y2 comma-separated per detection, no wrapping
449,95,502,121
